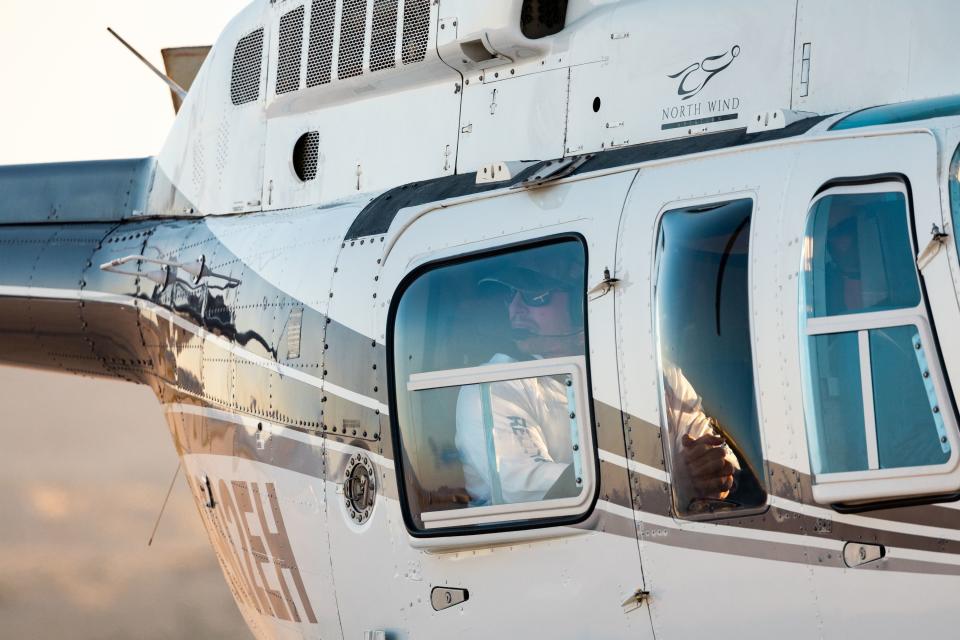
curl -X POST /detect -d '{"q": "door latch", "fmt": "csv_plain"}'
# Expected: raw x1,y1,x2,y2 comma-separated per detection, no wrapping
917,223,950,271
621,588,650,613
589,268,620,300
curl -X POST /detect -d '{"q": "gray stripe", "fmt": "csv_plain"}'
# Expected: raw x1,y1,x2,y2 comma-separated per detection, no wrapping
171,398,960,574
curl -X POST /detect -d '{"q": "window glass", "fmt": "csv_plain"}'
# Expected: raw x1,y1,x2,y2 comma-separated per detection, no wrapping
801,184,956,486
393,240,589,531
805,192,920,318
806,332,867,474
413,372,582,511
951,144,960,258
871,326,951,468
655,199,767,518
830,94,960,131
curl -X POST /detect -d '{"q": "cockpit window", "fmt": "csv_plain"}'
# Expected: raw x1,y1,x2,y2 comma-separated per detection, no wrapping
391,239,596,534
654,199,768,519
830,94,960,131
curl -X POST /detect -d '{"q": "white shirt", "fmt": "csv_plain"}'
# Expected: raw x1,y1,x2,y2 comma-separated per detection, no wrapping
662,364,740,484
455,354,574,506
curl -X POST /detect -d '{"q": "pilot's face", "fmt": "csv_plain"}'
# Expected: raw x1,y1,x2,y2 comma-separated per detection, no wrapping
508,289,575,356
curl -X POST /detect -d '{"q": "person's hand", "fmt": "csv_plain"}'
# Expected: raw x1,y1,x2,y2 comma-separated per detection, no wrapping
680,433,736,499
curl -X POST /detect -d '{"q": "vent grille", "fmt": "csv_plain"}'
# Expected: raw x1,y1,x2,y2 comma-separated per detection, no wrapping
338,0,367,79
293,132,321,182
307,0,336,86
370,0,399,72
277,6,306,94
231,28,265,105
401,0,430,65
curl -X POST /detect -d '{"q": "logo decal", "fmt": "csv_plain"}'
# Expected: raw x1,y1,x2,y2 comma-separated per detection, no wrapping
668,46,741,101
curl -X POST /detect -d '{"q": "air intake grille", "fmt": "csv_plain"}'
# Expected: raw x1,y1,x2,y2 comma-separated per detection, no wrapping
293,132,321,182
370,0,399,72
401,0,430,65
231,28,264,105
277,6,306,94
338,0,367,80
307,0,336,86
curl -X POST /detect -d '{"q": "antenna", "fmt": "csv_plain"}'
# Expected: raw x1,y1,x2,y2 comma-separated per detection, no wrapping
147,462,182,547
107,27,187,100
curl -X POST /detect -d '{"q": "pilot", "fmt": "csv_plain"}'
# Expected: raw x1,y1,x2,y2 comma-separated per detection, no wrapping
454,253,584,507
455,250,740,508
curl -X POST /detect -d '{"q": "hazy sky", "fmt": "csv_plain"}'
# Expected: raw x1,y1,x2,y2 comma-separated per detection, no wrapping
0,2,253,637
0,0,247,164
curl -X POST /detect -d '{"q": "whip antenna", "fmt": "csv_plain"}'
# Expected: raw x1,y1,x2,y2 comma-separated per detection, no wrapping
107,27,187,100
147,462,182,547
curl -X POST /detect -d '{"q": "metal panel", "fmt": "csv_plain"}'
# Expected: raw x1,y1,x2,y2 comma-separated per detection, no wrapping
161,46,212,113
0,158,155,225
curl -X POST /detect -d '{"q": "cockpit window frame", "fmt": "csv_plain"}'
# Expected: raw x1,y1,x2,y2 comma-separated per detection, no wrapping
386,233,601,539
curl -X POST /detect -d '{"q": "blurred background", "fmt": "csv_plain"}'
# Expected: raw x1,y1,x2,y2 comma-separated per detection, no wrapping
0,1,253,637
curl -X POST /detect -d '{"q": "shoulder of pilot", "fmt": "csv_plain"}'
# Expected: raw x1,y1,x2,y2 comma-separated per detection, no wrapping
487,353,517,365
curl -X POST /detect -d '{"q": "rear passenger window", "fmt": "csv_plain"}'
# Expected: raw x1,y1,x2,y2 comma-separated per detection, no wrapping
390,239,596,534
800,182,960,505
653,199,768,519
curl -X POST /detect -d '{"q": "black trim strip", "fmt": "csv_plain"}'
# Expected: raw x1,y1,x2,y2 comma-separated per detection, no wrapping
345,117,830,240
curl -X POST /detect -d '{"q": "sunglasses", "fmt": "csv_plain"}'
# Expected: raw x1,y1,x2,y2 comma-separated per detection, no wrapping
501,287,559,307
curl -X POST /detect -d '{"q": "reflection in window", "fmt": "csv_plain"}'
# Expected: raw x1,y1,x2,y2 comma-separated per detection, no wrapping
951,144,960,257
805,192,920,318
417,371,581,510
830,94,960,131
655,199,767,518
872,326,950,468
802,185,952,479
807,332,867,473
393,240,590,531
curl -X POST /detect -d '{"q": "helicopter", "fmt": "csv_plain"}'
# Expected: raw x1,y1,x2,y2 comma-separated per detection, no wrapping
3,1,960,638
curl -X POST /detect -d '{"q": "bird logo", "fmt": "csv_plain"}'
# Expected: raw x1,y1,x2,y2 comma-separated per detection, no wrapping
668,46,741,101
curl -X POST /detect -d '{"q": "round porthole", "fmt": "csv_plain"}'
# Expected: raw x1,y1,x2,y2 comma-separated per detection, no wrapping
592,96,601,113
293,131,320,182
